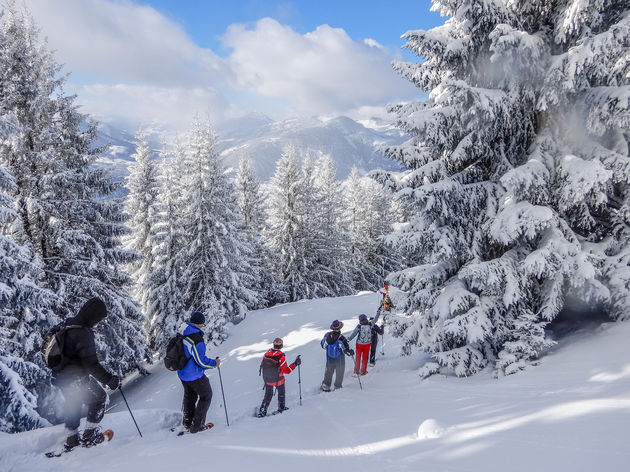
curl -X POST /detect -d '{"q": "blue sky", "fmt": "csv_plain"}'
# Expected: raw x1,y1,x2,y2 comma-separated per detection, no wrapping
144,0,444,57
25,0,445,131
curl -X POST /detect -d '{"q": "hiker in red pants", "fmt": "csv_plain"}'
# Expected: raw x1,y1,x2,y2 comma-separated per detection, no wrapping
347,314,372,375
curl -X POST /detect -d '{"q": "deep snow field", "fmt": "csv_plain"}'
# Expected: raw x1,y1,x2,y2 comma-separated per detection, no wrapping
2,291,630,472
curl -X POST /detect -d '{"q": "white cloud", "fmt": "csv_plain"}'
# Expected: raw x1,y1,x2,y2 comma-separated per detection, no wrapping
222,18,417,117
74,83,240,132
25,0,230,87
22,1,417,129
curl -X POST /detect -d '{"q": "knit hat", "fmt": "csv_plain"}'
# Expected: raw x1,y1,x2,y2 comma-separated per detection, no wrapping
190,311,206,325
359,314,368,323
330,320,343,331
273,337,283,349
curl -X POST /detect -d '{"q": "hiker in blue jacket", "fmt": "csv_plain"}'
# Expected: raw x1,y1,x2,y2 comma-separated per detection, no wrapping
177,311,220,433
320,320,353,392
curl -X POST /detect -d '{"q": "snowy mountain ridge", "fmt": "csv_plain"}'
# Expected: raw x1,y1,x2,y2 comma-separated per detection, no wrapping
94,114,404,183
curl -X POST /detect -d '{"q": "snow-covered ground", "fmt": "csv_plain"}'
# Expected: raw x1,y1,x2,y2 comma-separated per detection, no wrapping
2,291,630,472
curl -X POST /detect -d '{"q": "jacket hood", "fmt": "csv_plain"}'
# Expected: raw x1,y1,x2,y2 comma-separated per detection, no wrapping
184,322,203,336
72,297,107,328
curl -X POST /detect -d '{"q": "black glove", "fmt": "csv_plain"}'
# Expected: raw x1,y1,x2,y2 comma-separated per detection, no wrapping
345,349,354,356
294,355,301,366
106,375,121,390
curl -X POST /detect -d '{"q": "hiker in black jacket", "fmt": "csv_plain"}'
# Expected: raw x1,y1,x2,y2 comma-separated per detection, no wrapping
53,297,121,452
320,320,353,392
369,317,385,366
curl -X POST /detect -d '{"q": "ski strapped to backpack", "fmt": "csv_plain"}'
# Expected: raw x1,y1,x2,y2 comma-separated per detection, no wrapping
164,334,194,371
44,323,82,372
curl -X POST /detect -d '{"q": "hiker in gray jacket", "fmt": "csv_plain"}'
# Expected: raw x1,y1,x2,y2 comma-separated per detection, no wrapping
347,314,377,375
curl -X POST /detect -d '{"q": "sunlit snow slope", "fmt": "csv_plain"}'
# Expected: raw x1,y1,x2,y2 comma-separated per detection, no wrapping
2,291,630,472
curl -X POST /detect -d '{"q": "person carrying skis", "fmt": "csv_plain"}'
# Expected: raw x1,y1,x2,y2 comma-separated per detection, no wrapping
320,320,353,392
368,316,385,366
50,297,121,452
258,338,300,417
177,311,220,433
347,314,373,376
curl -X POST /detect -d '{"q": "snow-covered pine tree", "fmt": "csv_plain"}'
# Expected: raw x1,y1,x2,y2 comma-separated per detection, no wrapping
147,141,187,354
380,0,629,376
236,158,265,234
178,117,260,342
344,166,398,290
123,129,159,314
264,146,312,301
0,163,55,432
0,3,149,379
235,158,286,305
298,154,334,297
310,155,354,295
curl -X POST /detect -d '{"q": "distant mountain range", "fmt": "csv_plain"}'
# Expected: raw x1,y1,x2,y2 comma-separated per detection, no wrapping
93,113,405,184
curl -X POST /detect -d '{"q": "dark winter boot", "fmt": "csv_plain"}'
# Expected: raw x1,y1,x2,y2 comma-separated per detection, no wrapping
64,433,80,452
257,406,268,418
82,427,106,447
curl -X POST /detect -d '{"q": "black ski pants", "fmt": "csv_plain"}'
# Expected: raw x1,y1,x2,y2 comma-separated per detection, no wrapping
370,336,378,364
62,375,108,431
260,383,285,414
322,355,345,390
181,375,212,433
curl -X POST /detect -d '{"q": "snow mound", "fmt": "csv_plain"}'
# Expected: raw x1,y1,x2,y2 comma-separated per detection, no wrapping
416,419,445,439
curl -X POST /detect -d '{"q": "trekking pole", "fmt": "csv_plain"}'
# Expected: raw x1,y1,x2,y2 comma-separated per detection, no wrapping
298,364,303,406
381,315,386,356
351,354,363,390
217,365,230,426
119,386,143,438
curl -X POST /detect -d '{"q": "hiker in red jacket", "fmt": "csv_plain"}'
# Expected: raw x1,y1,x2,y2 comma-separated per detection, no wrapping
257,338,301,417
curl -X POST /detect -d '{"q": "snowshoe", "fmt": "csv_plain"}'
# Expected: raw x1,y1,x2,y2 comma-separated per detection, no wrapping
45,434,80,458
46,448,74,458
45,429,113,458
82,427,114,447
177,422,213,436
256,406,289,417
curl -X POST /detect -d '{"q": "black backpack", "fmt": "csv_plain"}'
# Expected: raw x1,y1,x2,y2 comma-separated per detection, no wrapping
43,322,82,372
259,354,282,384
164,334,192,371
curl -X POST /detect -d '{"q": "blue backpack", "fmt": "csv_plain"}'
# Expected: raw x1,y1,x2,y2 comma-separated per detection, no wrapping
326,340,343,359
